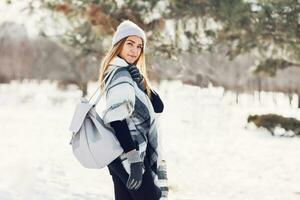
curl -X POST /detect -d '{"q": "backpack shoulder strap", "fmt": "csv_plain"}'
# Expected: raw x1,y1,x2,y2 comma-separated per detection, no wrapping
91,66,127,106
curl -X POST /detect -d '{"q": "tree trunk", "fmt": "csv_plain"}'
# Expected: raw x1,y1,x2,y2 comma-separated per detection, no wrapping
272,93,277,106
298,92,300,109
78,81,88,97
288,89,293,107
288,93,293,106
236,91,239,104
257,77,261,102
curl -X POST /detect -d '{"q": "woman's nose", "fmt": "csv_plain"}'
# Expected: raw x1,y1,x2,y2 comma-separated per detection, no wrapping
130,46,138,54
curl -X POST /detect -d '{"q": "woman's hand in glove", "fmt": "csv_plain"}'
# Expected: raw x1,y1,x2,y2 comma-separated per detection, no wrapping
127,65,145,91
125,149,144,190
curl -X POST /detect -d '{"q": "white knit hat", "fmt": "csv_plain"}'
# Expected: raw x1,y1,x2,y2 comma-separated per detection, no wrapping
112,20,146,49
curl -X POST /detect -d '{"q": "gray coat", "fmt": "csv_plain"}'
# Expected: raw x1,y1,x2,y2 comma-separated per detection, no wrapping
102,56,159,178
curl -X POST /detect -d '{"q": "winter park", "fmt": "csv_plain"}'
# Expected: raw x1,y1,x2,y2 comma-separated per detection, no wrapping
1,1,300,200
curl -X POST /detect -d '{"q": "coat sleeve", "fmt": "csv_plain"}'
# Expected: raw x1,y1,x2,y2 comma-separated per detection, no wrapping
102,68,136,124
110,119,136,153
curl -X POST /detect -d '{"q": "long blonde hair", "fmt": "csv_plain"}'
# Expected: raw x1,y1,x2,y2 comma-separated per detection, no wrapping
98,37,151,97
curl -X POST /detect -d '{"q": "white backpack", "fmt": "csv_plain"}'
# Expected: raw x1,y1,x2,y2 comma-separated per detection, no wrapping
68,67,124,169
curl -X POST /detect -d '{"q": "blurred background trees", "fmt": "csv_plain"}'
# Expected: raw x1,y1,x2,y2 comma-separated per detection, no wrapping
1,0,299,103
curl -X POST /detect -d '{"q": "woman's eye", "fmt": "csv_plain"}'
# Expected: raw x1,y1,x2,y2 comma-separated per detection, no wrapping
126,42,142,49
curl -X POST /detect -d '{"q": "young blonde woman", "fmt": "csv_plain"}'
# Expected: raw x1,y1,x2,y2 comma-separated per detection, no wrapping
98,20,168,200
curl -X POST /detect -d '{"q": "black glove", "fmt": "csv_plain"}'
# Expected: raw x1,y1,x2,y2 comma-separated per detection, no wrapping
149,89,164,113
125,149,144,190
127,65,145,91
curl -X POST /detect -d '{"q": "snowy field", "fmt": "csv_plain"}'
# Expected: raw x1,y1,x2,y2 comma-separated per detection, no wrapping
1,80,300,200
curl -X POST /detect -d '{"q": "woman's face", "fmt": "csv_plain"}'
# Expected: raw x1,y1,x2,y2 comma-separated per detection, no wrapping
119,35,143,64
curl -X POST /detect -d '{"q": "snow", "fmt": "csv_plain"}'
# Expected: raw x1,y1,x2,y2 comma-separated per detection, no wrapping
1,80,300,200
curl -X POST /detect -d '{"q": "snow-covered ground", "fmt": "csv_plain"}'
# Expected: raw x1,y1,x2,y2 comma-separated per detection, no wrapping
1,80,300,200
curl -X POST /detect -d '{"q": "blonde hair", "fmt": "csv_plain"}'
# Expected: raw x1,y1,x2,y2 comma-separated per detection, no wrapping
98,37,151,97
